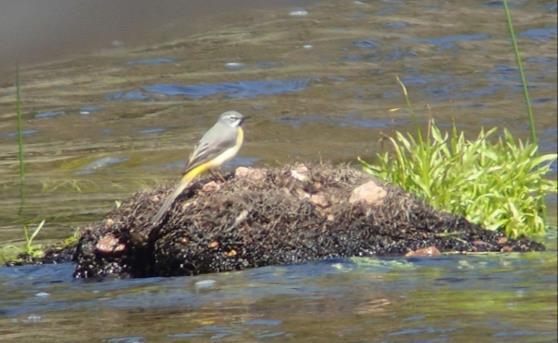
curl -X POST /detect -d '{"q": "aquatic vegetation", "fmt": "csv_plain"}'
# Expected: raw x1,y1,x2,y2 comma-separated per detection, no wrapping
503,0,536,144
23,220,46,258
359,120,557,238
0,220,47,263
41,178,95,193
62,227,81,247
361,2,555,239
77,156,129,175
56,155,130,176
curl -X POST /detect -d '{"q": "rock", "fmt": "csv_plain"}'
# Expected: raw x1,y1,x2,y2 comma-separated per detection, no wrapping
235,167,267,182
349,180,387,206
294,164,309,174
290,170,308,182
310,193,330,208
472,240,490,247
202,181,221,193
57,164,545,279
288,163,310,182
96,234,125,254
405,246,441,257
501,246,513,253
295,188,310,200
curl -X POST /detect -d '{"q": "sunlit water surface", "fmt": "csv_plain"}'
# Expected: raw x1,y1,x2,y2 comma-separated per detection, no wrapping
1,243,556,342
0,0,556,341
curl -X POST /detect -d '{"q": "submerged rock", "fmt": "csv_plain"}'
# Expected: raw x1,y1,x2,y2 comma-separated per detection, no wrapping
405,246,441,257
32,164,546,278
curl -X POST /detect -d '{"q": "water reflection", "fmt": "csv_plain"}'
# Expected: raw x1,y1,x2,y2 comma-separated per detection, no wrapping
106,79,313,101
127,57,176,66
0,251,555,341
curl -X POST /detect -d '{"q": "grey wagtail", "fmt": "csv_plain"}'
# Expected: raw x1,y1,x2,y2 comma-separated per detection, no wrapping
152,110,246,224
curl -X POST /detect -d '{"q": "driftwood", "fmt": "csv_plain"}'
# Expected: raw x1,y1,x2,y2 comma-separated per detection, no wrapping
39,164,545,278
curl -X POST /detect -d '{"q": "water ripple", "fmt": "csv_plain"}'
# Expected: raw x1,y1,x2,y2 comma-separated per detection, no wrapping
106,79,312,101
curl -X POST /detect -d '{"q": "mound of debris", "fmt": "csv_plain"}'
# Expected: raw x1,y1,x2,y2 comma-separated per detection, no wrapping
62,164,544,278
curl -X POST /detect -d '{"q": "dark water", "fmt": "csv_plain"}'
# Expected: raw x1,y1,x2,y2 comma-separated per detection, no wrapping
0,243,556,341
0,0,556,341
106,79,313,101
0,0,315,77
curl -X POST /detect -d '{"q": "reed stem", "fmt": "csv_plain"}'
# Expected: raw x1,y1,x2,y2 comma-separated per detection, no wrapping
502,0,537,144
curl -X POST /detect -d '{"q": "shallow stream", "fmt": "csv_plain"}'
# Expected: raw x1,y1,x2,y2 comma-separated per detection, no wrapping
0,0,556,341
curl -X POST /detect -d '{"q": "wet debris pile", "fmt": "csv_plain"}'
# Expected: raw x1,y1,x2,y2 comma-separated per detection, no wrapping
70,164,543,278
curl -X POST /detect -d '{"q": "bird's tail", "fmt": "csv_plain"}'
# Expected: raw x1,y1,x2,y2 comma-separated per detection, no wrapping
151,166,203,225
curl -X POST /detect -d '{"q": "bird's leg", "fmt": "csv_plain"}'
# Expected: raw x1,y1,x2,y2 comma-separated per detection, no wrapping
209,169,227,183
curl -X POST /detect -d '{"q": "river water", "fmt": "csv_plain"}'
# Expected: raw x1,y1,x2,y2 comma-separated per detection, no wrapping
0,0,556,341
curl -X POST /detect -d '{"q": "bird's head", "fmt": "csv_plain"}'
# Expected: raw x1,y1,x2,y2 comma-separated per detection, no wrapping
218,111,245,128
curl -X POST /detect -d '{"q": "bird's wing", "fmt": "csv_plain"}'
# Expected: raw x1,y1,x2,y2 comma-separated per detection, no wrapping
184,123,237,173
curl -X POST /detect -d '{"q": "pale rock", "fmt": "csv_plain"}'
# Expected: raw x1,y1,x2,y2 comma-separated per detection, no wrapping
405,246,441,257
290,164,309,182
349,180,387,206
202,181,221,193
295,163,309,174
295,188,310,200
96,234,125,254
235,167,267,181
310,193,330,208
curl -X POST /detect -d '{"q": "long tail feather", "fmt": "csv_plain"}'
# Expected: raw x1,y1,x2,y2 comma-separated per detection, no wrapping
151,165,205,225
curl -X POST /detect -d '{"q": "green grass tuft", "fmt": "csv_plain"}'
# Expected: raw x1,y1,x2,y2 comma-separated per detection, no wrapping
359,120,557,238
23,220,46,258
0,220,47,263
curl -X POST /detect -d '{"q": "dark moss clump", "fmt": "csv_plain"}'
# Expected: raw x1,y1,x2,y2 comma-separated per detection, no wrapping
65,164,544,278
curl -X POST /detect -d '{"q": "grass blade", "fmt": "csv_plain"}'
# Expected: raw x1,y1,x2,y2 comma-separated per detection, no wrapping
502,0,537,144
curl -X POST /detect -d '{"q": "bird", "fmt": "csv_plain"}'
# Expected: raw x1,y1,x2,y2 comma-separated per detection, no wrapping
151,110,246,224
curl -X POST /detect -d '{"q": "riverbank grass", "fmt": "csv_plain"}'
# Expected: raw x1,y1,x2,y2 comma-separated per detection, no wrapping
359,120,557,239
21,220,47,258
0,220,47,263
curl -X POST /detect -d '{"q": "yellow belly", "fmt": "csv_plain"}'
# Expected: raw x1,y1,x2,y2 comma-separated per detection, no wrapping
182,127,243,183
